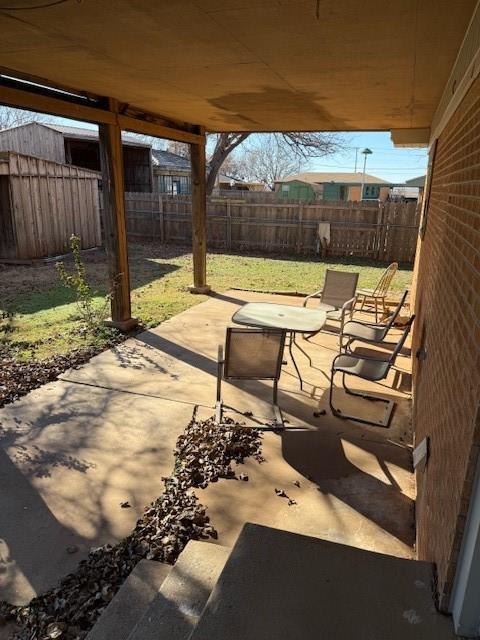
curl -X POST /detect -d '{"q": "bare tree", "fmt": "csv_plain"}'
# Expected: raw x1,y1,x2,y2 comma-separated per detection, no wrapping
237,135,307,189
206,133,249,194
206,131,344,194
0,106,52,131
166,140,190,158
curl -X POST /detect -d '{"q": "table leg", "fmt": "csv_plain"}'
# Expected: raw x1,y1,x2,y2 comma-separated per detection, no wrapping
292,333,312,366
287,331,304,390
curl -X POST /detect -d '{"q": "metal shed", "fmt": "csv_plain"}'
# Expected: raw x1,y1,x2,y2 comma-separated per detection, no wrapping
0,151,101,261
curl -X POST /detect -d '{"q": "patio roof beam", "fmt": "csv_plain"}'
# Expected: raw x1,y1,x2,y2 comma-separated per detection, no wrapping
0,77,203,145
189,129,210,295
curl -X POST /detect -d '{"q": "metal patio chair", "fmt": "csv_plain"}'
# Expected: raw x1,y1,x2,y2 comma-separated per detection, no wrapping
356,262,398,322
216,327,286,429
329,315,415,427
303,269,359,340
340,289,409,352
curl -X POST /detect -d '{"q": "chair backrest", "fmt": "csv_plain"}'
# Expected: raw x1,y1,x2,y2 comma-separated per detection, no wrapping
224,327,286,380
321,269,359,308
388,315,415,365
373,262,398,297
385,289,409,329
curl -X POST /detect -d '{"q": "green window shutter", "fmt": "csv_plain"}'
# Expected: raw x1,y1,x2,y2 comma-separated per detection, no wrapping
364,185,380,199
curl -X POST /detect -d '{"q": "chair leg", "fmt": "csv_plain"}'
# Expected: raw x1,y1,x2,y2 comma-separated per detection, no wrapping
374,298,379,323
271,379,284,429
215,400,223,425
381,297,388,320
329,370,395,427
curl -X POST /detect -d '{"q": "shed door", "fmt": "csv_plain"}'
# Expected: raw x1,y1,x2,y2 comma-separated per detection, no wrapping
0,176,15,259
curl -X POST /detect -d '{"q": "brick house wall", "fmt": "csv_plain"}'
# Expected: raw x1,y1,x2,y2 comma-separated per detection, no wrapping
412,73,480,610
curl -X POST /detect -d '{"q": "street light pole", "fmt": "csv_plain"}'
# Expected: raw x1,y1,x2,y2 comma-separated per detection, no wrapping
360,148,372,200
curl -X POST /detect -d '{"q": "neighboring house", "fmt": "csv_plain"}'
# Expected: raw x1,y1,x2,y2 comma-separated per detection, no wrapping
151,149,266,195
215,174,265,192
274,172,392,202
0,122,153,192
152,149,191,195
406,174,426,190
406,174,426,203
390,176,426,203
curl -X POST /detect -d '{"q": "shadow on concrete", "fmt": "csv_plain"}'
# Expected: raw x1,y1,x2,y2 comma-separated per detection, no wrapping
281,424,415,547
0,447,88,604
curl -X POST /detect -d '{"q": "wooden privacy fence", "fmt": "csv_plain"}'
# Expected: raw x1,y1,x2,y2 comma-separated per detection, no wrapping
0,151,101,261
124,194,421,263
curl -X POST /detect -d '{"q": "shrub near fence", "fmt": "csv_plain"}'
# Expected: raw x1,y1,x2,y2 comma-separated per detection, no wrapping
124,194,421,263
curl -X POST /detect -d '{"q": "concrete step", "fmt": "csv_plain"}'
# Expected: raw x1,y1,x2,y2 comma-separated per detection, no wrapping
190,523,457,640
85,560,171,640
128,541,230,640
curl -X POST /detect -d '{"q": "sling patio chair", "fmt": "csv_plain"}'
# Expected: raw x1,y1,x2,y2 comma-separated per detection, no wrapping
340,289,409,352
216,327,286,429
302,269,359,342
329,315,414,428
356,262,398,322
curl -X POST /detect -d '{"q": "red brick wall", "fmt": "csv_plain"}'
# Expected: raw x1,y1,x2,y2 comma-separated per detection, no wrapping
413,73,480,610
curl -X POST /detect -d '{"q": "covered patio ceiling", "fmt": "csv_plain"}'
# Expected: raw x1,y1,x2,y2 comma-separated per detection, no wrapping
0,0,476,133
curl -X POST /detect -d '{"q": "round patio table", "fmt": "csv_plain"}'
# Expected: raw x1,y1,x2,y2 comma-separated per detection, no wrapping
232,302,327,389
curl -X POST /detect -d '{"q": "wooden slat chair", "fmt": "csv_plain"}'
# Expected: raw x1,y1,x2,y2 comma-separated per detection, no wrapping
329,315,414,427
356,262,398,322
340,289,409,352
216,327,286,429
303,269,359,341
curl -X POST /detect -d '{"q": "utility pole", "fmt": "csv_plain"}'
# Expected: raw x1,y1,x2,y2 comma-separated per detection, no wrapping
360,148,372,200
354,147,359,173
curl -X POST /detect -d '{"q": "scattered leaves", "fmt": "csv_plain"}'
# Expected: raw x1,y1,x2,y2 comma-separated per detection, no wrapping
1,414,263,640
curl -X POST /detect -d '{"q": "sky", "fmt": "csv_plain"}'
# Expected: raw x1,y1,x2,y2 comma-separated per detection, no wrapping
16,111,428,186
309,131,428,185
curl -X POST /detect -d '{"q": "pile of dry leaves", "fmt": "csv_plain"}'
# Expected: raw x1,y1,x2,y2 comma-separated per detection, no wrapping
0,338,124,408
0,413,262,640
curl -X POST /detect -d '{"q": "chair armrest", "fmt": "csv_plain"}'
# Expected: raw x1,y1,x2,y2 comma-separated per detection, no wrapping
341,296,357,312
303,289,323,307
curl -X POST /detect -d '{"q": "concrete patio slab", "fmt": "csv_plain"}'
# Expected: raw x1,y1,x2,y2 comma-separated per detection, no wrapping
0,380,192,604
0,290,414,607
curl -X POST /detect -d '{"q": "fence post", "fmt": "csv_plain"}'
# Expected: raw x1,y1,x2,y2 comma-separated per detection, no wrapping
376,203,384,260
226,199,232,249
296,203,303,254
151,197,155,242
158,193,165,242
